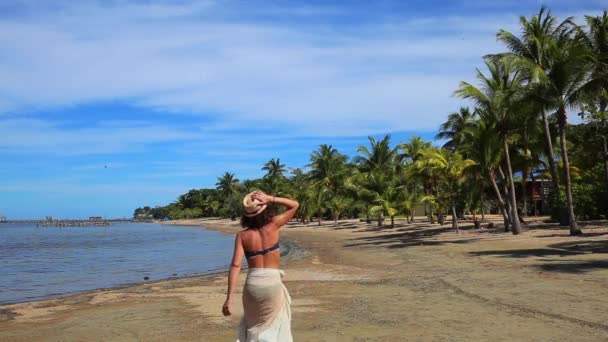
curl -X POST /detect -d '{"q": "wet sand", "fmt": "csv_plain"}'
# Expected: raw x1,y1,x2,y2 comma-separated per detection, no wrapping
1,216,608,341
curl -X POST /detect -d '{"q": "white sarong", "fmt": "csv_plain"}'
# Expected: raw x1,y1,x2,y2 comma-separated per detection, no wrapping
236,268,292,342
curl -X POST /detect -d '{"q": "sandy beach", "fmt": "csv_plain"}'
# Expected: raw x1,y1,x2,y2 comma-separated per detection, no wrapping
1,217,608,341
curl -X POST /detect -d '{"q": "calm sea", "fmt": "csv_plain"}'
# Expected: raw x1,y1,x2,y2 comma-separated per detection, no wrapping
0,222,234,305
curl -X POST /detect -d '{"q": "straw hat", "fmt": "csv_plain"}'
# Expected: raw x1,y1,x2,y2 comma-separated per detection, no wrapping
242,191,268,217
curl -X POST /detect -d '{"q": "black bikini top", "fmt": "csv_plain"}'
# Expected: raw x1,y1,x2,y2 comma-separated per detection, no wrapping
244,242,280,259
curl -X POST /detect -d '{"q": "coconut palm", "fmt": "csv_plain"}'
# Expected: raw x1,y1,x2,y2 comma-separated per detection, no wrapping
370,186,401,228
306,184,329,226
262,158,286,178
399,136,432,164
262,158,286,194
352,135,400,226
400,136,432,221
330,196,352,223
357,170,395,227
308,144,348,193
455,57,525,234
578,11,608,193
353,135,399,174
406,146,445,224
345,172,375,223
216,172,240,218
413,148,475,233
286,168,312,223
216,172,240,197
508,101,547,217
531,32,588,235
461,119,509,227
493,7,575,221
435,107,477,151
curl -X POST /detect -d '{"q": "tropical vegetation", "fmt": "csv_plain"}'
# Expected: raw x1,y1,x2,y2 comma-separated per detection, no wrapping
134,8,608,236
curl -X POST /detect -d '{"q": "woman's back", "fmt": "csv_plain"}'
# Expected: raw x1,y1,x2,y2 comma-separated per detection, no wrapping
240,225,281,269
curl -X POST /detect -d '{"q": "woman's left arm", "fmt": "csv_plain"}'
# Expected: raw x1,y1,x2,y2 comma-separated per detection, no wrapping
223,232,244,316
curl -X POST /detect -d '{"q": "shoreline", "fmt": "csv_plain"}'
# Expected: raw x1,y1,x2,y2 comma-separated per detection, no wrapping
0,220,302,307
2,217,608,341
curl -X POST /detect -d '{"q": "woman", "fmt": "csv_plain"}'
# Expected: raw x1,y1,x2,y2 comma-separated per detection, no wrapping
222,190,299,342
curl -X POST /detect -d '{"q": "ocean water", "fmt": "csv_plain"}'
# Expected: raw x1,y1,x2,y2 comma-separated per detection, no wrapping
0,222,234,304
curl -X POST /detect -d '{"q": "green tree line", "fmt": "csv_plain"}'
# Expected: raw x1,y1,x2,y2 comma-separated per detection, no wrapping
135,8,608,235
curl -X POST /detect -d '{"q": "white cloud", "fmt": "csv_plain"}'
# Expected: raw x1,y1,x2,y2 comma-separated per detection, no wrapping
0,0,522,135
0,1,603,136
0,118,200,155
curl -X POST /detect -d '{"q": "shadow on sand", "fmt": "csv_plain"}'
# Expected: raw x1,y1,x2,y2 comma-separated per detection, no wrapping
469,240,608,274
535,259,608,274
343,223,482,249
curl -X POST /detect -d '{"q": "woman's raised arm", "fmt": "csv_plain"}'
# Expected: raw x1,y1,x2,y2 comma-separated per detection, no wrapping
251,191,299,228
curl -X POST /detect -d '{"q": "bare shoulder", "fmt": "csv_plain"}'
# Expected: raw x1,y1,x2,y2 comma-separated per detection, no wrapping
268,217,285,231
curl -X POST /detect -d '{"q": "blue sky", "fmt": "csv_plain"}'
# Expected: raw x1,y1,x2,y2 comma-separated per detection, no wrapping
0,0,604,219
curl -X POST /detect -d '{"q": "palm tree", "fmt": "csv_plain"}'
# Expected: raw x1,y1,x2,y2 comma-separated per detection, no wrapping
345,172,375,224
353,135,399,174
461,119,512,229
400,136,432,221
399,136,432,164
352,135,400,227
578,11,608,195
533,31,588,235
455,57,525,234
357,170,395,227
308,144,348,194
493,7,575,222
330,196,351,223
241,179,263,194
216,172,240,218
508,101,547,217
307,184,328,226
216,172,240,197
262,158,286,178
370,185,401,228
435,107,477,151
413,148,475,233
286,168,311,223
262,158,286,194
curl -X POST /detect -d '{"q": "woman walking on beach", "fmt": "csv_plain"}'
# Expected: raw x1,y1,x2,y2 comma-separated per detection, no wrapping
223,190,299,342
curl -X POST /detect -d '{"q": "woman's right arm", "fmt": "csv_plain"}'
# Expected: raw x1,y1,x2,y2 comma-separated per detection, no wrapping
252,191,299,228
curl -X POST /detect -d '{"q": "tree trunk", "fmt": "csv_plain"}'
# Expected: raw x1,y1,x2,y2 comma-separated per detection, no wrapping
504,196,512,232
601,114,608,201
391,215,395,228
318,209,322,226
378,211,384,227
502,139,522,235
599,101,608,200
541,108,563,217
557,109,582,235
452,203,459,233
489,169,510,231
410,209,414,223
480,181,485,221
498,166,514,232
521,168,528,217
426,187,435,224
